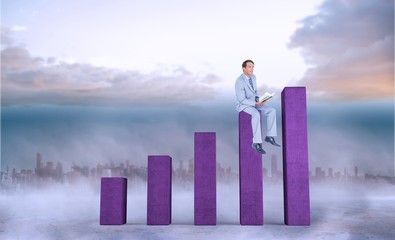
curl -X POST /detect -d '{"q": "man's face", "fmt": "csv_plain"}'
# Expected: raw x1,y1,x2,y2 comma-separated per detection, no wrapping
243,62,254,77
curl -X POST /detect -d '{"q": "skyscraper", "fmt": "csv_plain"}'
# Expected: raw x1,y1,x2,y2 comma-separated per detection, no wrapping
328,168,333,178
35,152,43,177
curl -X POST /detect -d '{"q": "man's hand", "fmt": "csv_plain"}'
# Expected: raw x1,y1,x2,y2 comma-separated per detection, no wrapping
255,100,266,106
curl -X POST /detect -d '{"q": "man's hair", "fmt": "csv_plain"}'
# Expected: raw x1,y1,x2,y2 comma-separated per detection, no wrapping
242,60,254,68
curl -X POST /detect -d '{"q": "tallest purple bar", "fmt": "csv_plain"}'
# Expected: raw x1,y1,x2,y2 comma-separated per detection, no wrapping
281,87,310,226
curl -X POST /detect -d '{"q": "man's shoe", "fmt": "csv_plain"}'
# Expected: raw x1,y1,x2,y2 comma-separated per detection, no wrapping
252,143,266,154
265,136,281,147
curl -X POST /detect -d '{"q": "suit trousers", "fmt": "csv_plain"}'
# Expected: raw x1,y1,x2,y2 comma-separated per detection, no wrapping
242,105,277,144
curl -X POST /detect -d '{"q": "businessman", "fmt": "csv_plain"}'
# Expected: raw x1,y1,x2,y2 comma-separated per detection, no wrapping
235,59,280,154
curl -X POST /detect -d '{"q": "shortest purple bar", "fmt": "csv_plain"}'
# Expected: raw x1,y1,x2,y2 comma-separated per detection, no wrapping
147,155,172,225
100,177,127,225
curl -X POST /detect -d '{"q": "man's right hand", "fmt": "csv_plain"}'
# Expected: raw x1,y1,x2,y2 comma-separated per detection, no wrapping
256,101,266,106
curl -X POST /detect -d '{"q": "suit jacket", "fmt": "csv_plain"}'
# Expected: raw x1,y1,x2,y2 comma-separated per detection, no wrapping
235,73,258,112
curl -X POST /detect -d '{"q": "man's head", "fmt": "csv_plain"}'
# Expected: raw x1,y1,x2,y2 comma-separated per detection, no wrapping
242,60,254,77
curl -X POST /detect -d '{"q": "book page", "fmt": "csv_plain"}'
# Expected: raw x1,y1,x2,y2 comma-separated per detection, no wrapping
258,92,275,103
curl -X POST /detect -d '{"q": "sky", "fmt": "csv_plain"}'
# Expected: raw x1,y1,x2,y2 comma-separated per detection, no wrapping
1,0,321,98
1,0,394,176
2,0,392,106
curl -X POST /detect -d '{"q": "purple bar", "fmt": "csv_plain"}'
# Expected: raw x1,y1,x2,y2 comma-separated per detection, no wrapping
239,111,263,225
100,177,127,225
147,155,172,225
194,132,216,225
281,87,310,226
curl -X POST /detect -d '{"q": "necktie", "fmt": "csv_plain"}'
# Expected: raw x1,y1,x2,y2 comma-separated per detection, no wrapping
249,78,254,90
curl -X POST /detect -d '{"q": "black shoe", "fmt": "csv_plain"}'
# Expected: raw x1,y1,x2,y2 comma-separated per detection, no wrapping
265,136,281,147
252,143,266,154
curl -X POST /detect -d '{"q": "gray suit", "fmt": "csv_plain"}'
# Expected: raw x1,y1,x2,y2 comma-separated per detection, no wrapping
235,73,277,143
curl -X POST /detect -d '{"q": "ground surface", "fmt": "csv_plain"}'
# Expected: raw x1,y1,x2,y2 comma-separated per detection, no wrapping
1,182,394,240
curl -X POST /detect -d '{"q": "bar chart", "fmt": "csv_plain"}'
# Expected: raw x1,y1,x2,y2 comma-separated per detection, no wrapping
100,87,310,226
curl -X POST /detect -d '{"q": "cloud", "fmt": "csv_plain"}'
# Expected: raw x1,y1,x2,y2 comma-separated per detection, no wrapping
1,25,28,47
10,25,28,32
1,26,16,46
288,0,394,100
1,32,223,107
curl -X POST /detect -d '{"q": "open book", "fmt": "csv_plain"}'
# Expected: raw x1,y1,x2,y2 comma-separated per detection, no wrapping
258,92,275,103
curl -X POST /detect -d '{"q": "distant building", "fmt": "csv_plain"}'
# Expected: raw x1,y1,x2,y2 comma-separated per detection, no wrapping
328,168,333,178
35,152,43,177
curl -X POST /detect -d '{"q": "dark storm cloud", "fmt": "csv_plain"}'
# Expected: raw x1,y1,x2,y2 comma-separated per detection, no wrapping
289,0,394,100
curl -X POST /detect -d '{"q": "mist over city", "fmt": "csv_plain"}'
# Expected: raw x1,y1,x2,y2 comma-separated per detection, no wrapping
2,98,393,176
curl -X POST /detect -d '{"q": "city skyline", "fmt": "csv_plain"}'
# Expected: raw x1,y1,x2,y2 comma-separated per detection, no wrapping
2,151,393,192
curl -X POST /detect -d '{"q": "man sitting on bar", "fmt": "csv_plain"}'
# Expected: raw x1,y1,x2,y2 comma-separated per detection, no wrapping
235,59,280,154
